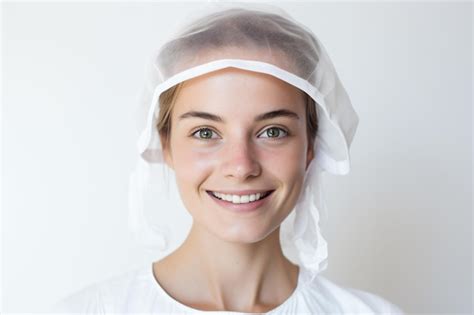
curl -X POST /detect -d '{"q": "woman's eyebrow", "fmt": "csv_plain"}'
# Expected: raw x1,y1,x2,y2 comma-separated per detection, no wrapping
178,109,300,123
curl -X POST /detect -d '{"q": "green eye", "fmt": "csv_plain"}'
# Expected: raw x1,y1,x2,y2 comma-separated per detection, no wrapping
191,127,218,139
260,127,288,139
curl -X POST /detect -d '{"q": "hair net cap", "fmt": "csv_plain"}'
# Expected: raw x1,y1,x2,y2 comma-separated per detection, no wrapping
129,3,359,281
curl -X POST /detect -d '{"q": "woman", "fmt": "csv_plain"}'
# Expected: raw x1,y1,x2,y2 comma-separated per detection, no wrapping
53,4,404,314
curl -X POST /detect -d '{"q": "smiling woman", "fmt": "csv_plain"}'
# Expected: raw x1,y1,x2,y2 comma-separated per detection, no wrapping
158,68,314,248
52,3,404,314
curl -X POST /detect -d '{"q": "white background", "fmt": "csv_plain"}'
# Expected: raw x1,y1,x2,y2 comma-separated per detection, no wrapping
2,1,472,314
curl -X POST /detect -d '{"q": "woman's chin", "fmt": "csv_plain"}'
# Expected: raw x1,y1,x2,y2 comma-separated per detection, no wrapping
210,224,278,244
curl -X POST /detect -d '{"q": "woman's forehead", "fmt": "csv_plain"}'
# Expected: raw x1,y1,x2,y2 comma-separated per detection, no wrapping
174,67,306,110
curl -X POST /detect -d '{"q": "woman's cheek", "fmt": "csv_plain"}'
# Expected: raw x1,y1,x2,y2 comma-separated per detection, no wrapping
174,145,217,176
260,141,307,165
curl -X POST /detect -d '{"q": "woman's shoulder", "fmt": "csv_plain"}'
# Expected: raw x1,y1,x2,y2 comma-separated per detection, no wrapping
50,264,152,314
301,272,405,314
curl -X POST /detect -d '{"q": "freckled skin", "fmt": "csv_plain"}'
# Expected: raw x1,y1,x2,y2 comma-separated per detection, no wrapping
156,67,314,312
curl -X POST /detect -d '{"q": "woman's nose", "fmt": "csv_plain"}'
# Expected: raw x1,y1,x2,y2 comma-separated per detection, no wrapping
221,140,261,180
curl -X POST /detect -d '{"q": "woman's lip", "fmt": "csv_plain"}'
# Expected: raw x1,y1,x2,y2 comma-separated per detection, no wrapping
206,190,274,213
206,189,274,196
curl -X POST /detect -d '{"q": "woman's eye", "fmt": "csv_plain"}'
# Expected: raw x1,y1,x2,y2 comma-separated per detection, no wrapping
259,127,288,139
191,126,288,141
191,127,219,140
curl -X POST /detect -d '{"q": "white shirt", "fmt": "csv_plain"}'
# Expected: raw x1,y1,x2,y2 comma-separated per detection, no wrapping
51,263,404,314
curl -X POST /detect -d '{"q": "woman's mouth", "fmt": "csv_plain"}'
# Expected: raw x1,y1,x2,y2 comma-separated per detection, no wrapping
206,190,275,213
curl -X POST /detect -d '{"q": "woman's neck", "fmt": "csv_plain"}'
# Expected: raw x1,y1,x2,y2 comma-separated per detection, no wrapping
152,223,299,312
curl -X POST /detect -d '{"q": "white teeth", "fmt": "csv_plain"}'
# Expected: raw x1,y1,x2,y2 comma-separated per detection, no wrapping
211,191,268,204
232,195,240,203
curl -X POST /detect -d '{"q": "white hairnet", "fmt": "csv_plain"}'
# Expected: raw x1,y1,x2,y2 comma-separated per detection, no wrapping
129,3,358,282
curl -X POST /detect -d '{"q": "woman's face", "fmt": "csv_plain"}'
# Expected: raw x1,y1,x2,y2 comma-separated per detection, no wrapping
163,67,313,243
